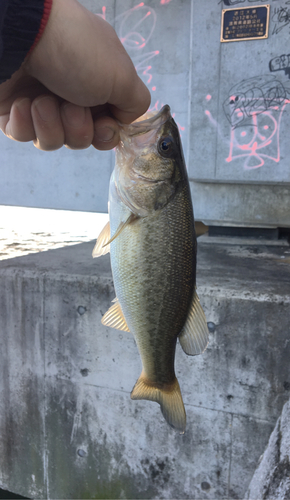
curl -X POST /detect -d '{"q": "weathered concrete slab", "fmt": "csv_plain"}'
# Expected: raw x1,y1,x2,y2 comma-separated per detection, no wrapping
245,398,290,499
0,238,289,499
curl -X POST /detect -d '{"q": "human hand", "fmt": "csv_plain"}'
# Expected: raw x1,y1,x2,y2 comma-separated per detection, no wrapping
0,0,150,151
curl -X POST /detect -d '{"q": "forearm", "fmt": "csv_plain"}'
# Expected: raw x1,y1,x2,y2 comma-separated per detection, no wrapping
0,0,52,84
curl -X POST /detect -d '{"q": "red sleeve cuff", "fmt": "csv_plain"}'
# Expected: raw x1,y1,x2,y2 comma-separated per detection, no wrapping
29,0,53,53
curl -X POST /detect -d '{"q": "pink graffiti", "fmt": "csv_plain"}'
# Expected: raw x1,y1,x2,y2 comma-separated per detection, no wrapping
222,76,290,169
205,75,290,170
114,4,156,51
134,51,160,85
97,6,106,20
172,112,185,132
205,109,218,127
99,3,185,135
225,101,290,169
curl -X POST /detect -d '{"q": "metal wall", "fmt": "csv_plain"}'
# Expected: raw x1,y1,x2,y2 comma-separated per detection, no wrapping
0,0,289,226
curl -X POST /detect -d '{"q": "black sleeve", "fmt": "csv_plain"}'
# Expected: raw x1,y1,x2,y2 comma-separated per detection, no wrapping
0,0,45,84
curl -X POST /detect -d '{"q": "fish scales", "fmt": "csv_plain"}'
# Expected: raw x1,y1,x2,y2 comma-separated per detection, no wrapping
111,184,195,386
93,105,208,432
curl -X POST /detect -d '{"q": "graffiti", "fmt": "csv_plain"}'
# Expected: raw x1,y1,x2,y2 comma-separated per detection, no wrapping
98,2,184,133
223,76,290,127
269,54,290,79
99,3,159,93
271,6,290,35
205,76,290,170
218,0,268,5
223,76,290,169
112,2,158,93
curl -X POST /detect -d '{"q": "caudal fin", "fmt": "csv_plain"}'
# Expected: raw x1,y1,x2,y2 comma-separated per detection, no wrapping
130,372,186,433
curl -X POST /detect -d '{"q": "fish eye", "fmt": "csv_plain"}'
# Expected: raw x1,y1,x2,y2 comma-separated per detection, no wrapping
158,137,174,156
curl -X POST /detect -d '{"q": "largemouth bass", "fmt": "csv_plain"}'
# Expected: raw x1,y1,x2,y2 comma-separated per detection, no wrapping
93,105,208,433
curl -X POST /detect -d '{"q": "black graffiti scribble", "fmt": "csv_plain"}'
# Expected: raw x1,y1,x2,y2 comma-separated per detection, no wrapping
218,0,268,5
223,75,290,128
269,54,290,79
271,6,290,34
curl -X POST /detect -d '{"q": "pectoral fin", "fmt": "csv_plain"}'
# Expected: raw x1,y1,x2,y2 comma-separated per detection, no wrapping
92,213,137,258
178,289,209,355
101,298,130,332
131,371,186,433
92,221,111,258
104,213,137,246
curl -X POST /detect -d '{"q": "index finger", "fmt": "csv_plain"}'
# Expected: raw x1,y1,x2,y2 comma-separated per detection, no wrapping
106,54,151,124
110,82,151,125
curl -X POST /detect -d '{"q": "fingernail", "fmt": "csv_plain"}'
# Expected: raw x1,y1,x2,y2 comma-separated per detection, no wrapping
15,97,31,118
62,103,86,128
34,96,58,122
94,126,115,142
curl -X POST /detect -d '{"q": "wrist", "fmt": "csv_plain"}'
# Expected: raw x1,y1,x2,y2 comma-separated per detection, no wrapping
0,0,53,84
29,0,53,54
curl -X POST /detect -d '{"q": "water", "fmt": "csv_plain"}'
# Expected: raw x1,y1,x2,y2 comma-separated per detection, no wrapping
0,205,108,260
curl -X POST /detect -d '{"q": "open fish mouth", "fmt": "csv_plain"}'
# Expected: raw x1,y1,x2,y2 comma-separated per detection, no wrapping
120,105,172,138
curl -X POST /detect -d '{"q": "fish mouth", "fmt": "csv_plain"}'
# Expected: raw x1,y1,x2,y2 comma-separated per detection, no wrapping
121,105,172,138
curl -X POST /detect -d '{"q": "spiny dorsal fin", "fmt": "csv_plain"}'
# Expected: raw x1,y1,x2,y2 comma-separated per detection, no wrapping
131,371,186,433
92,221,110,258
178,289,209,355
101,299,130,332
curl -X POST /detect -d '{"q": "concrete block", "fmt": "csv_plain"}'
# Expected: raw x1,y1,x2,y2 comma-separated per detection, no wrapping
245,398,290,499
0,237,289,498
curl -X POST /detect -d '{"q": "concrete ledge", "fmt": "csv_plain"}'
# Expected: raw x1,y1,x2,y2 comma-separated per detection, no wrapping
0,239,289,499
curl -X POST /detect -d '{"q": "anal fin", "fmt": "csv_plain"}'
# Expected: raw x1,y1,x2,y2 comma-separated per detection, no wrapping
179,289,209,355
101,298,130,332
131,371,186,433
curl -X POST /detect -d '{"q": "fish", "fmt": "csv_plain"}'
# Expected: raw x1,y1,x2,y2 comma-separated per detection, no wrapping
93,105,208,433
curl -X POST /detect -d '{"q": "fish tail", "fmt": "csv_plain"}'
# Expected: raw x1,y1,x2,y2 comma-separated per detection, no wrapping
130,371,186,433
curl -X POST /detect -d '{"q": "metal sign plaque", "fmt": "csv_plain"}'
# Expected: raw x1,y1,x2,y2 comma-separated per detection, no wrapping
221,5,270,43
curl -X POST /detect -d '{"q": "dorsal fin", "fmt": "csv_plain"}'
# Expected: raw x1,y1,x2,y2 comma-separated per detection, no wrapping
101,298,130,332
178,289,209,355
92,221,111,258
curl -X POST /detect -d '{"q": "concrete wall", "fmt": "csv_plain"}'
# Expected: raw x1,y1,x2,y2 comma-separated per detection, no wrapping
1,0,290,226
246,397,290,499
0,237,289,499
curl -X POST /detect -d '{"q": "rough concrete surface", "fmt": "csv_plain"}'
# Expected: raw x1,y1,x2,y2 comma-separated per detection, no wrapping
245,398,290,499
0,236,289,499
